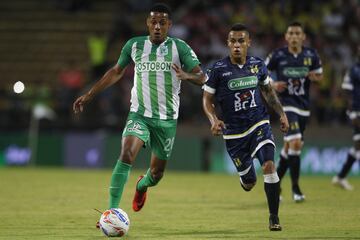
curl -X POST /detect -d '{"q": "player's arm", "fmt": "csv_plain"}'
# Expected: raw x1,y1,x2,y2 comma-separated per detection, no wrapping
259,83,289,133
73,64,127,114
308,71,323,82
202,91,225,136
172,64,205,86
269,77,287,93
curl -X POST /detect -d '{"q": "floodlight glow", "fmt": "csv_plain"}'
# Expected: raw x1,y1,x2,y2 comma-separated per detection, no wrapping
13,81,25,94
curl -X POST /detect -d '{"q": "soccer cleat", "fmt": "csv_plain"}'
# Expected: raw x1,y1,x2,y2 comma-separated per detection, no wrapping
292,185,305,203
293,193,305,202
332,176,354,191
269,214,282,231
132,175,147,212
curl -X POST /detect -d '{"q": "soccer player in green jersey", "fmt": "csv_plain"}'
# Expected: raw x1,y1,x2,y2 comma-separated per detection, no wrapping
73,3,205,222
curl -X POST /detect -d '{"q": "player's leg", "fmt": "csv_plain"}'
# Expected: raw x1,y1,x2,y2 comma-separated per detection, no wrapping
109,113,150,209
285,113,306,202
333,126,360,190
133,117,176,211
257,144,281,231
225,137,257,191
109,135,144,209
277,141,289,181
239,163,257,191
288,137,304,201
332,147,356,190
133,154,167,211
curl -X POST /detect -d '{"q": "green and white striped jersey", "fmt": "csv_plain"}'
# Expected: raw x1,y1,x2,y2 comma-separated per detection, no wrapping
117,36,200,120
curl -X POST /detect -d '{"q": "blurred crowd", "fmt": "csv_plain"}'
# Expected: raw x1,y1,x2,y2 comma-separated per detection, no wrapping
1,0,360,131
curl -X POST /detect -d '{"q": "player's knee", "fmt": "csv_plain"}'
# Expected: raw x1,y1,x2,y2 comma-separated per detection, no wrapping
289,139,302,151
119,148,136,164
262,160,275,174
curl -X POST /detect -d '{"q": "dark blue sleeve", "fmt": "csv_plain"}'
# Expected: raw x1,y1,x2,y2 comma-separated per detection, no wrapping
258,61,269,84
204,66,219,93
310,49,322,71
265,51,277,71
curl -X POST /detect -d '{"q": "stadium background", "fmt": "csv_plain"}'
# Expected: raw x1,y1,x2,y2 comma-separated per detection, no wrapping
0,0,359,175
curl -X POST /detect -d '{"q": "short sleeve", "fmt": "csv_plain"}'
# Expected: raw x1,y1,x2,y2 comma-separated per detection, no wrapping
309,50,323,73
174,39,201,72
258,61,270,85
203,67,218,94
265,52,276,71
342,69,353,91
117,39,134,68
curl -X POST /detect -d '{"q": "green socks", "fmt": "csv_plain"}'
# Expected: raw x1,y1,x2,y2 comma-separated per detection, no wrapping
137,168,159,192
109,160,131,209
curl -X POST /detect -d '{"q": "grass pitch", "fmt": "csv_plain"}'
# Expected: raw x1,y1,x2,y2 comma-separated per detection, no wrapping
0,167,359,239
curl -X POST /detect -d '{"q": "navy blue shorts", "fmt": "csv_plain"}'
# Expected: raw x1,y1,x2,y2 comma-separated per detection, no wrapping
284,112,308,141
225,124,275,184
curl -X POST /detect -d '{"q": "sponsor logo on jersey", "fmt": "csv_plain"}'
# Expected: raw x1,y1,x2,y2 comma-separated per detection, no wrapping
136,61,172,72
228,76,258,90
282,67,309,78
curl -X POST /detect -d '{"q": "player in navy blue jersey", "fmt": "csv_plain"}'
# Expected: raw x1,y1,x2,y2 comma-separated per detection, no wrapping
332,45,360,191
203,23,289,231
265,22,323,202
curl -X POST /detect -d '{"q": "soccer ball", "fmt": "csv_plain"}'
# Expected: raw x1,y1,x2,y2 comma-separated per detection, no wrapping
99,208,130,237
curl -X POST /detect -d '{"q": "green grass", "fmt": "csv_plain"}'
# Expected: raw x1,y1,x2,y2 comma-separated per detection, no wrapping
0,167,359,239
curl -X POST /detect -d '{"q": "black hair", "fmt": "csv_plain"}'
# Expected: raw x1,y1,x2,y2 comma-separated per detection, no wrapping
230,23,250,36
230,23,248,32
150,3,172,19
287,21,304,29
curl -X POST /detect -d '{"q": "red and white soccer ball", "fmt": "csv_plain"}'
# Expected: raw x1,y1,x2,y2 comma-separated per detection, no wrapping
99,208,130,237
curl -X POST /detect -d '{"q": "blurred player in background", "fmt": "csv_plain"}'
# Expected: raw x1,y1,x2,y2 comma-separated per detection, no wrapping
73,3,205,225
332,45,360,190
203,23,289,231
265,22,323,202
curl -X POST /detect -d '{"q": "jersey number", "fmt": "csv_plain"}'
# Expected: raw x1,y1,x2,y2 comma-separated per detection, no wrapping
164,137,175,152
288,78,305,96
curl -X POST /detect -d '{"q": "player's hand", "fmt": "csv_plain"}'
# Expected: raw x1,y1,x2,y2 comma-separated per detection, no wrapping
73,93,92,114
210,119,226,136
172,63,189,81
272,81,287,93
279,113,289,133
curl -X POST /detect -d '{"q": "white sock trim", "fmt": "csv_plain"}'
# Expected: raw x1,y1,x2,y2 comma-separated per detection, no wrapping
264,172,280,183
288,148,301,156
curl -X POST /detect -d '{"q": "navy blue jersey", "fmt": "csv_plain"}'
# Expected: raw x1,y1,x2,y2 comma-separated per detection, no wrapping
204,56,270,137
342,63,360,112
265,46,322,116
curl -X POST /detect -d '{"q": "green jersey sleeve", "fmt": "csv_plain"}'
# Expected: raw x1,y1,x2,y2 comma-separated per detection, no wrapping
117,38,134,68
174,39,201,72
